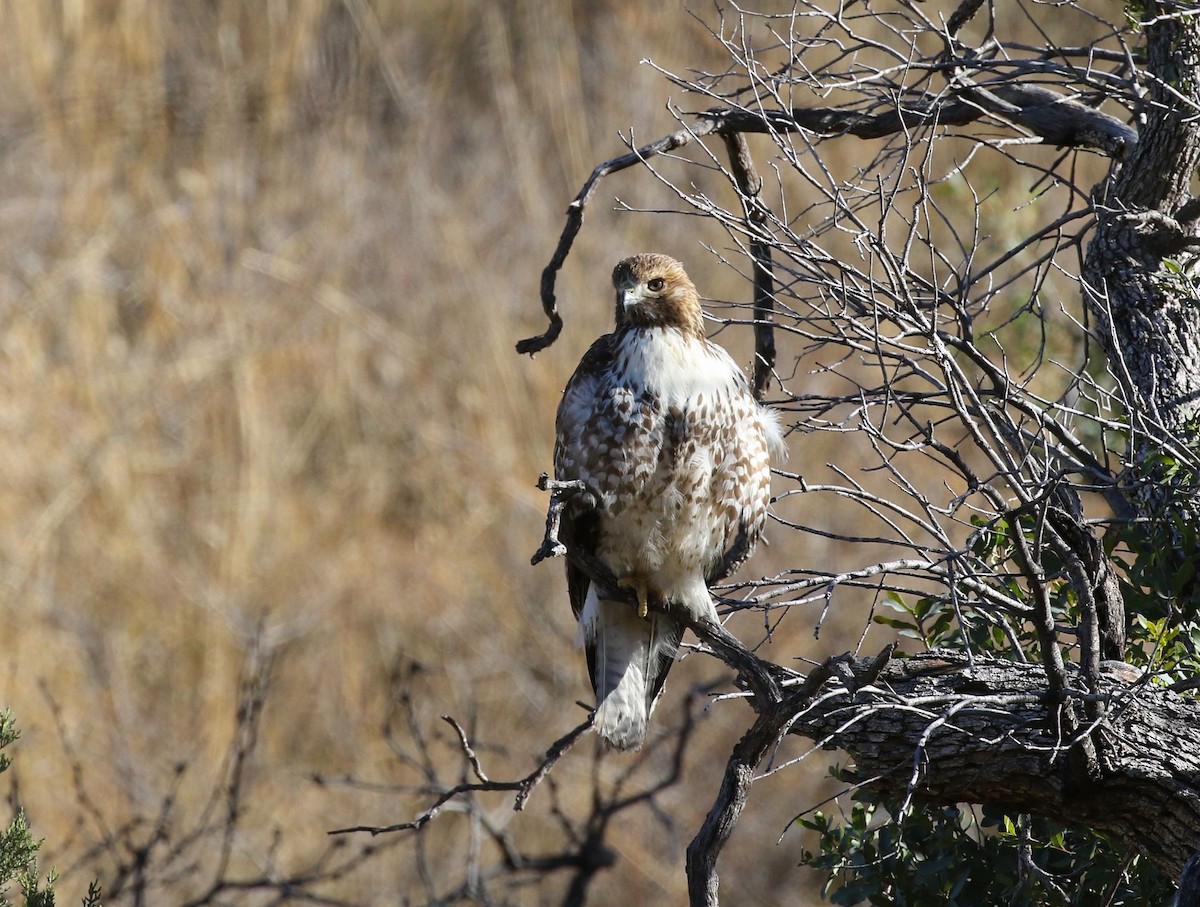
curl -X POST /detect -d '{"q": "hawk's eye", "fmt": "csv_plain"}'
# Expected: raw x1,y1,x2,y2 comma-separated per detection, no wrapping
646,277,666,292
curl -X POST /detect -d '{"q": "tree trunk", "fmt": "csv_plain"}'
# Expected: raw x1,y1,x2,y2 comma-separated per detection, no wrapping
1082,1,1200,526
789,652,1200,874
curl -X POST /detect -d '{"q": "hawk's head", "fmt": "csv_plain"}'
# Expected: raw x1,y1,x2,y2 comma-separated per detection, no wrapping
611,253,704,337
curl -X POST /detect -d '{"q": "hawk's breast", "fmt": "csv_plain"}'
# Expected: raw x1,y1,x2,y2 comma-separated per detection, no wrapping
560,327,771,587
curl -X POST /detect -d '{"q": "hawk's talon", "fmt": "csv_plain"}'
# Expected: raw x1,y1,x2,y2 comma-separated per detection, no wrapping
617,576,651,620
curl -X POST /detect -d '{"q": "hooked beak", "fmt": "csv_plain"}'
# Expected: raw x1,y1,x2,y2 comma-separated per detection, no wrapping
620,287,643,311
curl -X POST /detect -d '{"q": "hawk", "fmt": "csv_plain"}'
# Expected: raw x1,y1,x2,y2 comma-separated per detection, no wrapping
553,253,784,750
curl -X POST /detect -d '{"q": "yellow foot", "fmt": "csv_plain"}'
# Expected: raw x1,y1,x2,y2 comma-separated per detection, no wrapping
617,576,651,619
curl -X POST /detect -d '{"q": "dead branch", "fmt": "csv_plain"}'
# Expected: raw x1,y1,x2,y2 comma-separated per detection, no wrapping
706,85,1135,155
517,119,721,356
530,473,592,566
327,716,593,836
684,653,846,907
720,130,776,399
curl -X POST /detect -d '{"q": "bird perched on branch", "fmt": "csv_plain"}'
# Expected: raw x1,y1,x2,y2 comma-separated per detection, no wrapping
553,253,784,750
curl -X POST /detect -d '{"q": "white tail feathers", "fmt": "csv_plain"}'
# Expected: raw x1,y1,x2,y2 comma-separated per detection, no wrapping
580,595,681,751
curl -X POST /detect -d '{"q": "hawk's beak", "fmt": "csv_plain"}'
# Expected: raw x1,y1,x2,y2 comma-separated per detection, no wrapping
620,288,642,311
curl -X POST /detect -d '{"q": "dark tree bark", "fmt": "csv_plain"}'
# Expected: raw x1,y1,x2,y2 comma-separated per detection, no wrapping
1083,1,1200,530
1179,854,1200,907
788,651,1200,874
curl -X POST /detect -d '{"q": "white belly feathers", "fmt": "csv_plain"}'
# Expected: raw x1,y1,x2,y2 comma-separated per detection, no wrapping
590,328,757,614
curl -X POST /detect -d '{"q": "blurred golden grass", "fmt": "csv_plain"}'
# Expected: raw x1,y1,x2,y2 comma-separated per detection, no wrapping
0,0,1117,903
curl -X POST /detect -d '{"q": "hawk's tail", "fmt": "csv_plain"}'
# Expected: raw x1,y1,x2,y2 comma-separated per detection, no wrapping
583,598,683,751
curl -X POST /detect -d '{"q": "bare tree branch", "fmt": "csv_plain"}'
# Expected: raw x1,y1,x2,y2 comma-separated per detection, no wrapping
327,716,593,836
519,75,1136,355
720,130,776,398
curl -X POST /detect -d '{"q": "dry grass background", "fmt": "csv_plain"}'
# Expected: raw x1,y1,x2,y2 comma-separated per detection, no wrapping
0,1,1115,905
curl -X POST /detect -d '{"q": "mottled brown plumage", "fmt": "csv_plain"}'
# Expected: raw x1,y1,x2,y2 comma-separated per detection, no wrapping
553,253,783,750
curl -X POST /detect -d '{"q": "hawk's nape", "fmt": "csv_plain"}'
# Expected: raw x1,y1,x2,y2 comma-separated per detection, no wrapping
551,253,783,750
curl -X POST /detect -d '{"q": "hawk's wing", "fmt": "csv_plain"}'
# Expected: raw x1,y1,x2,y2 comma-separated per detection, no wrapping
708,522,757,585
553,331,616,624
704,369,780,584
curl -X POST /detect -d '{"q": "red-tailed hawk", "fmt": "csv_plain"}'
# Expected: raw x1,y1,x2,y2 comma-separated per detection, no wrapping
554,253,784,750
